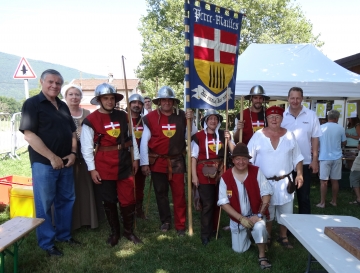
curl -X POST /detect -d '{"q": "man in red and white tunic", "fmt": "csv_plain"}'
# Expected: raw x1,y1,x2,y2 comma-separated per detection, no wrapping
128,93,147,219
233,85,270,144
218,143,273,270
140,86,196,236
81,83,142,246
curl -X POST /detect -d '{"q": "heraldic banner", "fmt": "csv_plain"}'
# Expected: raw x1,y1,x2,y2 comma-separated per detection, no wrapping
185,0,243,110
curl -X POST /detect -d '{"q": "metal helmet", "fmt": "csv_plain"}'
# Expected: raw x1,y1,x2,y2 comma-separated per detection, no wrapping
152,86,180,105
201,109,223,128
90,83,123,105
244,85,270,100
128,93,144,104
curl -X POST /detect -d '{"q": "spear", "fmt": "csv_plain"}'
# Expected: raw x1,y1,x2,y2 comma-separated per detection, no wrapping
121,56,137,223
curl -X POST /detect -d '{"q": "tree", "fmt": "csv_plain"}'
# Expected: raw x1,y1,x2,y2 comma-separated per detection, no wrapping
0,96,22,114
136,0,323,113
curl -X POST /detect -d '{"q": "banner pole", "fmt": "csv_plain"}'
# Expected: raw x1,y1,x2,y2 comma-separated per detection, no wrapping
184,0,193,236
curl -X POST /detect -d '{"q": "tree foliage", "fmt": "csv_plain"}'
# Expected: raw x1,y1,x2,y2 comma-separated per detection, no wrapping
136,0,323,115
0,96,22,114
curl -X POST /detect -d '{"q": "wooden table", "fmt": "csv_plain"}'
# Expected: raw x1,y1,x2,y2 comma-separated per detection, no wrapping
280,214,360,273
0,217,44,273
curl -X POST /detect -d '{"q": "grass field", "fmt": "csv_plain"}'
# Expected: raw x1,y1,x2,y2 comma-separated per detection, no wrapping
1,149,360,273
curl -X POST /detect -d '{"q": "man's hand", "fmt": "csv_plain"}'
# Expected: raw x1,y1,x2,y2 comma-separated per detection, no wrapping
295,174,304,189
185,109,194,120
141,165,151,176
240,216,254,229
50,155,64,170
90,170,102,184
236,120,245,130
309,160,319,173
62,153,76,167
133,160,139,175
248,215,262,225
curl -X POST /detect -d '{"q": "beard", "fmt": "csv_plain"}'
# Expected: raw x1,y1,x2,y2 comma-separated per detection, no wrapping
253,103,263,110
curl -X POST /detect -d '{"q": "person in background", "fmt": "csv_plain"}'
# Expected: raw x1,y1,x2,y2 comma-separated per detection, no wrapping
281,87,321,215
140,86,196,236
218,143,273,270
191,109,235,246
248,106,303,249
128,93,147,219
345,116,360,147
143,96,153,115
349,143,360,205
81,83,142,246
19,69,79,257
233,85,270,144
61,84,104,230
316,110,347,208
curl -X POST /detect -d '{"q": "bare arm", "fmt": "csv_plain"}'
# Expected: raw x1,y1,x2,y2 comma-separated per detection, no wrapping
61,132,77,167
191,157,199,187
309,137,319,173
295,160,304,189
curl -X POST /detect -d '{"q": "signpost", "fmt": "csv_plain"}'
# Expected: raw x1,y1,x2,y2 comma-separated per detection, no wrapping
13,57,37,99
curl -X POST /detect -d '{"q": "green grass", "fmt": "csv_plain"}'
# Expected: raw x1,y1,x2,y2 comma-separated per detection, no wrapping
1,152,360,272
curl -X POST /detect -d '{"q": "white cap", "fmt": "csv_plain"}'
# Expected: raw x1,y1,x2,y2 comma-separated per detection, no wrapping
61,84,83,99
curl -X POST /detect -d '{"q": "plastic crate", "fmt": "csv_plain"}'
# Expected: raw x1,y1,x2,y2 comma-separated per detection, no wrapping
0,175,32,205
9,185,35,218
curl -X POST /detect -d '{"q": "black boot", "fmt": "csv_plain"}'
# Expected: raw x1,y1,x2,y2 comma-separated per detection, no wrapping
136,199,148,220
103,201,120,247
120,204,143,244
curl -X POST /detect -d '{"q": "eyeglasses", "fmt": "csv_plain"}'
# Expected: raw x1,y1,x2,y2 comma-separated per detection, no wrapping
266,115,282,121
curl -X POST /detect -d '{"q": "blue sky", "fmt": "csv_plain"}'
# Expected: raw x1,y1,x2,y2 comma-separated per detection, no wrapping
0,0,358,79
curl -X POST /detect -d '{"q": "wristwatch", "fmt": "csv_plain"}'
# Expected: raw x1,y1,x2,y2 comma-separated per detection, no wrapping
257,213,264,219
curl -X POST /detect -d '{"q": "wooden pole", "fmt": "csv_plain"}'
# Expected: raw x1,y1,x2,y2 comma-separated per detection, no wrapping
121,56,137,225
216,88,229,240
239,96,244,143
184,0,193,235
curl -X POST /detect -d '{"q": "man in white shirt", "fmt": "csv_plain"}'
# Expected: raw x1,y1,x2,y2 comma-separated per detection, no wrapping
281,87,322,214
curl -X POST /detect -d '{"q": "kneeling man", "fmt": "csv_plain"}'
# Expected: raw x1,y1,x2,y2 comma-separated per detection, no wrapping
217,143,273,270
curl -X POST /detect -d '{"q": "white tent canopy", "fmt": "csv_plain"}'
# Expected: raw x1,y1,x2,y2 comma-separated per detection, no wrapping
234,44,360,100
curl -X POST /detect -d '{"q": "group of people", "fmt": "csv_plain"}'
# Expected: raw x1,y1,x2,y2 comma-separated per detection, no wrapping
20,69,357,270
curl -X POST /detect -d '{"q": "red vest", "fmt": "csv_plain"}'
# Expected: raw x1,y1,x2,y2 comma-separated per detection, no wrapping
83,110,132,180
192,130,226,184
132,116,143,148
221,165,269,223
142,110,186,173
236,108,265,144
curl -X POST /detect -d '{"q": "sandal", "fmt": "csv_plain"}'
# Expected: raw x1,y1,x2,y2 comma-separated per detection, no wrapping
349,200,360,205
160,222,171,232
276,237,293,249
258,256,272,270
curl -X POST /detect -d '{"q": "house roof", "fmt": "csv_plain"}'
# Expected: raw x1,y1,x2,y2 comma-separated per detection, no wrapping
71,79,140,91
335,53,360,69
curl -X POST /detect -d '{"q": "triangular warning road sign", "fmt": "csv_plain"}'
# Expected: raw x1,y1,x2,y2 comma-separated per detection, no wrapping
13,57,37,79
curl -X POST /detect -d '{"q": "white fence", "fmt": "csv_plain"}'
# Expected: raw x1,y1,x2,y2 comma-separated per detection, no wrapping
0,112,28,159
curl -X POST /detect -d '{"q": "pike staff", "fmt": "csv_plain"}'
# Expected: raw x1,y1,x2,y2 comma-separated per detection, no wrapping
121,56,137,223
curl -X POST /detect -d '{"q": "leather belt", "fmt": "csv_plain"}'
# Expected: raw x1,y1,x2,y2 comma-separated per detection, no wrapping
197,158,223,164
98,140,132,151
266,171,292,181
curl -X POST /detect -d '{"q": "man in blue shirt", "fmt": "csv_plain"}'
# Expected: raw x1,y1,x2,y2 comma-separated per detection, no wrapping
317,110,347,208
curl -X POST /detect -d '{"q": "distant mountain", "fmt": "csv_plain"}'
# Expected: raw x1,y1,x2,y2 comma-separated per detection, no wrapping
0,52,106,101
